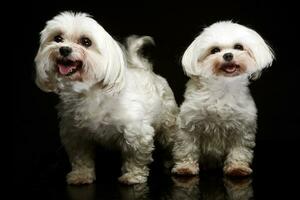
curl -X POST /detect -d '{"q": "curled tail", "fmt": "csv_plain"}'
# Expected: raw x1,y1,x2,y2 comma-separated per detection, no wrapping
125,35,155,70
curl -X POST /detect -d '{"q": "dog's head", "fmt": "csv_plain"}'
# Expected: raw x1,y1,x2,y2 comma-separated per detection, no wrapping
182,21,274,79
35,12,125,93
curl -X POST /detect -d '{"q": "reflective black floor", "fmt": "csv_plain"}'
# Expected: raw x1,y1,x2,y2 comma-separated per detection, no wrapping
15,140,299,199
28,174,254,200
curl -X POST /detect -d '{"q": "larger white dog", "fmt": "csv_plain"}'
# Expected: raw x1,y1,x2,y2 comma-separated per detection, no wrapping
172,21,274,176
35,12,178,185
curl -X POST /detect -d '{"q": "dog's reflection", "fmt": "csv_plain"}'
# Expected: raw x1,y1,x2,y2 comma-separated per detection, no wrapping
119,183,150,200
166,175,253,200
66,184,96,200
65,175,253,200
66,182,149,200
162,176,200,200
223,178,253,200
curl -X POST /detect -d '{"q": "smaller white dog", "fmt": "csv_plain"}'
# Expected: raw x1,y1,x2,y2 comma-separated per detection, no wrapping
172,21,274,176
35,12,178,185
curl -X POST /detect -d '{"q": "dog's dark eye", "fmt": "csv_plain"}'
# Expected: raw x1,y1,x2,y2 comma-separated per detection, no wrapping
211,47,221,54
80,37,92,47
234,44,244,50
54,35,63,43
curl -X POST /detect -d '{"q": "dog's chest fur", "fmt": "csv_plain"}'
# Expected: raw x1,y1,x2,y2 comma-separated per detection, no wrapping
180,78,257,160
58,90,125,142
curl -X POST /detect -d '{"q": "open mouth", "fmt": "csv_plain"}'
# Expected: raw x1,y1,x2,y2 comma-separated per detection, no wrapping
56,59,83,76
221,63,240,74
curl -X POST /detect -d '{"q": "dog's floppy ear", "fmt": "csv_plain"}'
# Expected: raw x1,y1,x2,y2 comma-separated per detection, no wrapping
181,38,203,77
246,30,275,80
102,35,126,93
34,47,58,93
91,25,126,94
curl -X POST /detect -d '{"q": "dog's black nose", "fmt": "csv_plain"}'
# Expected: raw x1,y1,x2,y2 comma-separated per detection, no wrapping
223,53,233,62
59,46,72,57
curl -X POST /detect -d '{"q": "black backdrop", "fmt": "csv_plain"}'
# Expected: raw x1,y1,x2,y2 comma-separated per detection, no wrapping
15,0,299,198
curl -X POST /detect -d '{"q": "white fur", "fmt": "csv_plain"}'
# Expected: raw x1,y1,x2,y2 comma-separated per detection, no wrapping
182,21,274,79
172,21,274,176
35,12,178,185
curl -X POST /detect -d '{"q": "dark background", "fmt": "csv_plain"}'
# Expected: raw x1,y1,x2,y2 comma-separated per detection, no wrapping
15,1,299,199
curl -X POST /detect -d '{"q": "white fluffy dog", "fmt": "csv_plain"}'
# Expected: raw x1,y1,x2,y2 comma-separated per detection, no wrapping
35,12,178,185
172,21,274,176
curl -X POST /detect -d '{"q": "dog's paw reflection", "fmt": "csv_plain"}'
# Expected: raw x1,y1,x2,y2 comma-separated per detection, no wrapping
66,184,96,200
168,176,200,200
119,182,149,200
224,177,253,200
168,175,253,200
172,176,199,188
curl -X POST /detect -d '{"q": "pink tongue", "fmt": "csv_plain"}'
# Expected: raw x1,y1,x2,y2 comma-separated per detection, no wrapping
225,66,235,72
58,64,76,75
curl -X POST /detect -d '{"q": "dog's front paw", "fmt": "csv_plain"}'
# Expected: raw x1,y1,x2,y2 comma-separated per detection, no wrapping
118,173,147,185
66,169,96,185
224,163,252,177
172,162,199,176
